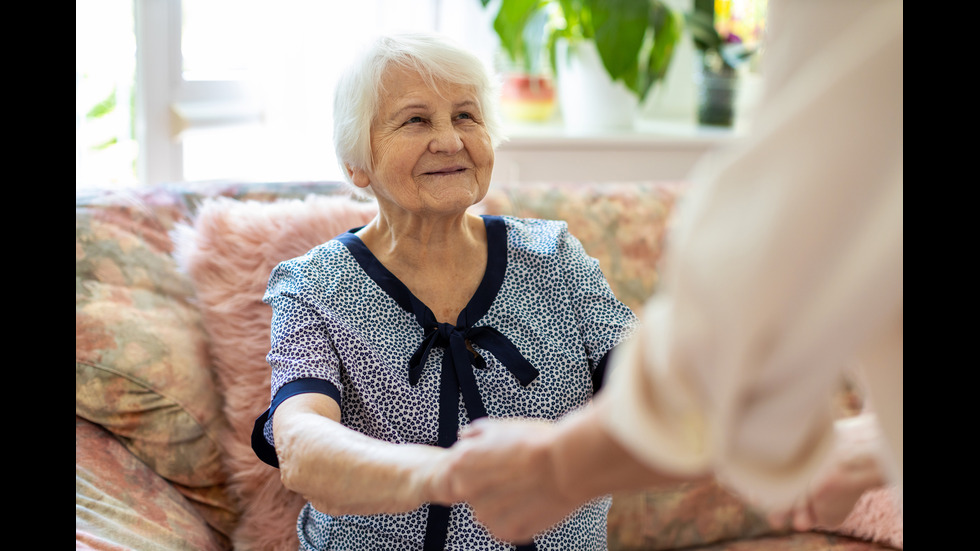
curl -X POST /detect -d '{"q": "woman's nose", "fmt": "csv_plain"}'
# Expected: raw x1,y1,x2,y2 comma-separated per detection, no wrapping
428,122,464,154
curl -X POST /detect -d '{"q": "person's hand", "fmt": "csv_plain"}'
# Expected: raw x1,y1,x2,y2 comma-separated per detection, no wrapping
435,417,583,543
767,414,888,531
434,403,695,543
767,449,885,531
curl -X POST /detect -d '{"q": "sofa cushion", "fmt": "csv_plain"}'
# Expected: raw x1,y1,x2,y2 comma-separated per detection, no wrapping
76,189,237,539
172,193,377,550
76,416,231,551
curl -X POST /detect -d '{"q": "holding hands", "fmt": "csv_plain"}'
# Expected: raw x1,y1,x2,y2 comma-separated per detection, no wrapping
430,404,692,544
431,417,583,543
431,408,890,544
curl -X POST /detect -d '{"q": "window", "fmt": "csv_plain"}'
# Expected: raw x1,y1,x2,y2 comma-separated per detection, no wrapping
76,0,497,189
76,0,139,189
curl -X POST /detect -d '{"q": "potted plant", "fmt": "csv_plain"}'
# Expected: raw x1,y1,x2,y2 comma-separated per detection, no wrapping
487,0,558,122
685,0,763,126
483,0,684,131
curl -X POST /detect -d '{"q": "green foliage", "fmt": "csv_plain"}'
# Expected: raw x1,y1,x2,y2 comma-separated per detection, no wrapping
494,0,551,74
86,89,118,120
92,137,119,151
489,0,683,102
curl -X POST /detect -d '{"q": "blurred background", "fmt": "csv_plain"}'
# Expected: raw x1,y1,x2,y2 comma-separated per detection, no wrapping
76,0,767,190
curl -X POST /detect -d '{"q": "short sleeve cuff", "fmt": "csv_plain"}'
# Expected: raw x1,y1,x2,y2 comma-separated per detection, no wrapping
250,378,342,468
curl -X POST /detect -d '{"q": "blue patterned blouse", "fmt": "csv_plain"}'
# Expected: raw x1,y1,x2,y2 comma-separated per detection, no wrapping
252,215,638,551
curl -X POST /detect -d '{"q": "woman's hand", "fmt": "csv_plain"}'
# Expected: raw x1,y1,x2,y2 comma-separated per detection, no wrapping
273,393,453,516
436,404,691,543
436,417,577,544
766,413,889,531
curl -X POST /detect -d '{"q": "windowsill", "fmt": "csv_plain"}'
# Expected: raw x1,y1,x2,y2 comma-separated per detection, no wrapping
499,118,742,149
492,118,741,184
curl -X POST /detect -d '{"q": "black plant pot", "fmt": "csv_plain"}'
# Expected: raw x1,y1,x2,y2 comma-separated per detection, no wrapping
696,68,738,127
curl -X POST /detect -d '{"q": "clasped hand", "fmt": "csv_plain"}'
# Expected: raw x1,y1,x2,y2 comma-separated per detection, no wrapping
428,417,582,544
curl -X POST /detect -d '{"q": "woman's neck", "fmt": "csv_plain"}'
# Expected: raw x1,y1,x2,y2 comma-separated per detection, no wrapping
356,209,489,324
357,209,485,268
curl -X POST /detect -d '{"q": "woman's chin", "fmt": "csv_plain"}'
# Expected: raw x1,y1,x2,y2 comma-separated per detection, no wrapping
418,178,488,210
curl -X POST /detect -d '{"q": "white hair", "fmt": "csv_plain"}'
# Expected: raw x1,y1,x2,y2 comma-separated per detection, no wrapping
333,32,504,194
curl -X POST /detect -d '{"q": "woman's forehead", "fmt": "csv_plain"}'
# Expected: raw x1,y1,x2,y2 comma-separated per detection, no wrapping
378,67,478,110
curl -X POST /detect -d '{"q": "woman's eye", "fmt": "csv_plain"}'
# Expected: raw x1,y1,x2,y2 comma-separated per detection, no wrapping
457,112,473,120
405,116,424,124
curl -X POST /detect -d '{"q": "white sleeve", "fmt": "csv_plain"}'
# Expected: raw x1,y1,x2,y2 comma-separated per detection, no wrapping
599,0,902,510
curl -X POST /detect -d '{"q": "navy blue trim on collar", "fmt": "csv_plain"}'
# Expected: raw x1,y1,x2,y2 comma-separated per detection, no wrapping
336,215,507,329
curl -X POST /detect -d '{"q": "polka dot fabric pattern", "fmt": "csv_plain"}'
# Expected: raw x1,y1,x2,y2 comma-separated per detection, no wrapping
260,216,638,550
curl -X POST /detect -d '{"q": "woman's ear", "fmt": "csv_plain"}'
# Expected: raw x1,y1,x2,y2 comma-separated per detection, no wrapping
347,165,371,189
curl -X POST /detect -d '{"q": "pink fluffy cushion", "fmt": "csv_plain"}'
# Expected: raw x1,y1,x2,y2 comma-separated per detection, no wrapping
173,194,377,550
835,486,903,549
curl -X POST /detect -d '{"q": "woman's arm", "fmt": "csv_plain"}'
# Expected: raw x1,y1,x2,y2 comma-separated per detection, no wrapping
273,392,451,516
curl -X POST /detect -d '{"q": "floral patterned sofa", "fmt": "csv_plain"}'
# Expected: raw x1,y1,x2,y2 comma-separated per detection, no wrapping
76,180,901,551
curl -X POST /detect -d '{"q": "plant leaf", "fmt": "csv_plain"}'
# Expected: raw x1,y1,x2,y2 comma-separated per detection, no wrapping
86,90,117,120
494,0,545,69
685,10,721,51
639,3,682,100
558,0,591,38
587,0,648,82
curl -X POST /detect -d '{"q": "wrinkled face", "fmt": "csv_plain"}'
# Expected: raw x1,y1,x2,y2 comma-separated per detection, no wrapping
350,66,494,218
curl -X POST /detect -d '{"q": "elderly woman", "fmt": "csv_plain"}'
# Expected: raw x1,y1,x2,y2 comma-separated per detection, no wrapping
251,32,637,551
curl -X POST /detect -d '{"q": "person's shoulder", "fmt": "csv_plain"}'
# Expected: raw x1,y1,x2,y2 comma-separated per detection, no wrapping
500,215,569,237
269,237,353,289
498,215,570,255
276,237,346,269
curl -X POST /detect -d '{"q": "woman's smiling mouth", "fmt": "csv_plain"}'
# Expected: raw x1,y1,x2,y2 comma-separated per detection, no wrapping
424,166,467,176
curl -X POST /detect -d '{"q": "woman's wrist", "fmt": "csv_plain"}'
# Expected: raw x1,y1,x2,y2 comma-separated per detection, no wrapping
403,443,453,504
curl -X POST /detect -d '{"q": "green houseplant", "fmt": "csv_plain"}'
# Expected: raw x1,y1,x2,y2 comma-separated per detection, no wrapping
485,0,684,104
481,0,684,130
487,0,559,121
686,0,758,76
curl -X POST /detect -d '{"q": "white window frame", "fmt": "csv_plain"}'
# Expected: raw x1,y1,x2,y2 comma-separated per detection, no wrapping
134,0,269,186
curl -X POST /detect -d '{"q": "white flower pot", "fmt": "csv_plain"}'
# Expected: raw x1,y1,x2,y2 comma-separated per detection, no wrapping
555,39,639,133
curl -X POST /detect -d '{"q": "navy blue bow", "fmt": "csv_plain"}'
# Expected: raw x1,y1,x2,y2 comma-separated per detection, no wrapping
411,316,539,551
409,321,538,446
